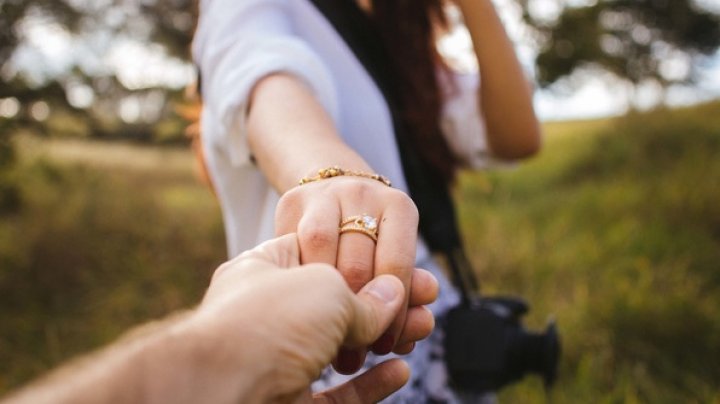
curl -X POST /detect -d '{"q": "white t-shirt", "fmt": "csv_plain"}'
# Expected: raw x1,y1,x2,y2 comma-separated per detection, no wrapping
193,0,492,259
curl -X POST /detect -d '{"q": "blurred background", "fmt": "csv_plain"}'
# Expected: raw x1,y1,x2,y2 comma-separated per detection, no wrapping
1,0,719,402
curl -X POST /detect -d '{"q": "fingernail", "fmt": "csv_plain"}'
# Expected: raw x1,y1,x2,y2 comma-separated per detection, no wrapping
367,277,399,303
371,332,395,355
334,348,364,375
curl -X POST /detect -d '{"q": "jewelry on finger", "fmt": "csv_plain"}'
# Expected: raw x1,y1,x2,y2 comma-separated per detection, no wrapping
339,214,379,242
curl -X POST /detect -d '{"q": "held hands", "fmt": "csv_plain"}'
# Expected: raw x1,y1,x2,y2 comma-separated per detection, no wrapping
275,171,427,372
193,234,438,403
2,233,435,404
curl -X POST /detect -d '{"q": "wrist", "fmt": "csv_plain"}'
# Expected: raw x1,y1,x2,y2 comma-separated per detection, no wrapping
299,166,392,187
141,312,277,404
276,158,374,194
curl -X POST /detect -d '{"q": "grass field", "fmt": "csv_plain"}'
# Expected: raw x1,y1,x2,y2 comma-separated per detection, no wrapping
1,101,719,402
0,136,227,393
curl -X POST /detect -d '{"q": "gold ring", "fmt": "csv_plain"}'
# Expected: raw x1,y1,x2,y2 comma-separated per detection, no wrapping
339,214,379,242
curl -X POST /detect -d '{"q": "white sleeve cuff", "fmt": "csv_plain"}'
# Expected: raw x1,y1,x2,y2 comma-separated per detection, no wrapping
197,36,337,167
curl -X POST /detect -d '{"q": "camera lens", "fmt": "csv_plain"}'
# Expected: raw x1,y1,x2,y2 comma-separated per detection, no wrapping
508,320,561,388
444,297,561,393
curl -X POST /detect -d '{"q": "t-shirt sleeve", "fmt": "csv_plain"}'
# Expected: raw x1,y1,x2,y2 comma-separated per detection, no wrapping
439,70,507,169
192,0,338,167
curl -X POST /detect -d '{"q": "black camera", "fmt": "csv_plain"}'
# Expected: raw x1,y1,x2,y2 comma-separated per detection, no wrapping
443,296,560,393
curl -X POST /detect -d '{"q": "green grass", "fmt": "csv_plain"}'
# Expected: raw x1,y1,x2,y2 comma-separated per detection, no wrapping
456,101,720,403
1,101,719,401
0,138,226,393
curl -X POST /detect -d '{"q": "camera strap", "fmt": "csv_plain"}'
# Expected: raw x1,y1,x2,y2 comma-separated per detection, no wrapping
309,0,480,303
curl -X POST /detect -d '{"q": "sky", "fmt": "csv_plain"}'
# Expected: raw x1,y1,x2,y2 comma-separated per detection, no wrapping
5,0,720,122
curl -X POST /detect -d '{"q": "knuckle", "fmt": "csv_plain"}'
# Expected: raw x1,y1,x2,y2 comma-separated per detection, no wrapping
210,257,248,283
336,178,373,200
275,189,304,228
299,226,337,251
338,259,372,290
392,192,419,221
334,177,387,203
276,188,300,212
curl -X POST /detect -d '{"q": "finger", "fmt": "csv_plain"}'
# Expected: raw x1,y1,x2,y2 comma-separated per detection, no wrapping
369,329,395,355
335,270,404,374
408,267,439,307
373,195,419,352
275,187,305,235
332,347,367,375
344,275,405,347
392,342,415,355
337,216,377,293
314,359,410,404
295,198,342,265
394,306,435,349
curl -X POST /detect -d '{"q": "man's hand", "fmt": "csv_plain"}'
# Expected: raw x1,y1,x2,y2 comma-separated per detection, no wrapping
2,234,437,404
192,233,437,403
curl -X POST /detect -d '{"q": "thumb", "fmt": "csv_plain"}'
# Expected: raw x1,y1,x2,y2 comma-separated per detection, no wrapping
345,275,405,347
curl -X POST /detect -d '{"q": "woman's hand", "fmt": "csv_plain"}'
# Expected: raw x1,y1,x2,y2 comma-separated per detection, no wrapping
275,175,429,373
246,73,430,372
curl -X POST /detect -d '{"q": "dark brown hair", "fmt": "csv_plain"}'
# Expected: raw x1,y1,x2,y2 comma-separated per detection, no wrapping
372,0,459,182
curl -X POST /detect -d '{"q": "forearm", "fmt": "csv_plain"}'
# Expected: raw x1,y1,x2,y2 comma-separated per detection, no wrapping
456,0,541,158
247,73,374,193
2,313,270,404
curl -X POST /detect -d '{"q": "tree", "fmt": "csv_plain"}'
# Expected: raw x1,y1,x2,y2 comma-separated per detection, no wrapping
518,0,720,92
0,0,197,141
0,0,199,210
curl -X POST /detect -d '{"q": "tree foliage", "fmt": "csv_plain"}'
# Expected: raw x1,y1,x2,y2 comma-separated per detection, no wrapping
0,0,196,141
1,0,719,133
519,0,720,88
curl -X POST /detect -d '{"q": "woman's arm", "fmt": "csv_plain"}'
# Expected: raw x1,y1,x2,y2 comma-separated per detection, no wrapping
195,0,422,371
247,72,423,369
247,73,372,193
455,0,542,159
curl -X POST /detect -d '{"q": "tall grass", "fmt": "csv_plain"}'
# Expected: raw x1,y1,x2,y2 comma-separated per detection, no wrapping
1,101,719,401
457,101,720,402
0,140,226,392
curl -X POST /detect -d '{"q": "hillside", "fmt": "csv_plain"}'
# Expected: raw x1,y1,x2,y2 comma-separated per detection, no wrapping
458,101,720,402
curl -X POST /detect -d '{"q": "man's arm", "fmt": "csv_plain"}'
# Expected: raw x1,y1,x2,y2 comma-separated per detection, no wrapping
2,234,436,404
2,311,273,404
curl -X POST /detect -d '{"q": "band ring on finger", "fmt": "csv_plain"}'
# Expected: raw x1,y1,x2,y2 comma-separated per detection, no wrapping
339,214,379,243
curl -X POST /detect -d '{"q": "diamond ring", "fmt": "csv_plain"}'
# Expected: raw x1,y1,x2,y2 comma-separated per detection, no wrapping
339,214,379,242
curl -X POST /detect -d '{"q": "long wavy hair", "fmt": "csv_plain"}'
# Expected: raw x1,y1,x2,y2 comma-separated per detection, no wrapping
372,0,459,182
